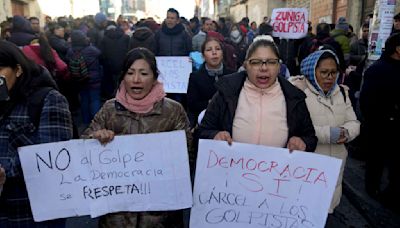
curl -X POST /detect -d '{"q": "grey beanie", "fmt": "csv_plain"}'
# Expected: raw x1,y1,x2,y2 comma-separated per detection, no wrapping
336,17,349,31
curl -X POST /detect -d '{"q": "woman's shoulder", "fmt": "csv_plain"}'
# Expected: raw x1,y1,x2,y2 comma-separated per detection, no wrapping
288,75,307,91
162,97,185,112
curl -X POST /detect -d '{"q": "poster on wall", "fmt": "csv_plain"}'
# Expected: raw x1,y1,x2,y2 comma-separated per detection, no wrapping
368,0,396,60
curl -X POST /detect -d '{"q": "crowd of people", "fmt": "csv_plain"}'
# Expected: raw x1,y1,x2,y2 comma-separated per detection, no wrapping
0,7,399,227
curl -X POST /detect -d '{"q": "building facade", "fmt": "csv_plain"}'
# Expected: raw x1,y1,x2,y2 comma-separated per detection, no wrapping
211,0,400,33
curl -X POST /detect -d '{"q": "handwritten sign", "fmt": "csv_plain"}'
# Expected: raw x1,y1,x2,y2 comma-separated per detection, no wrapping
190,140,342,228
271,8,309,39
156,56,192,93
18,131,192,221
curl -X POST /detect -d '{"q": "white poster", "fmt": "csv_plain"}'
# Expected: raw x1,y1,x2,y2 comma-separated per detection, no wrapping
18,131,192,221
271,8,309,39
156,56,192,93
190,140,342,228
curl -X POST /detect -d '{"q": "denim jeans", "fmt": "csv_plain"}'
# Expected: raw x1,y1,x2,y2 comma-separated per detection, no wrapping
80,88,101,124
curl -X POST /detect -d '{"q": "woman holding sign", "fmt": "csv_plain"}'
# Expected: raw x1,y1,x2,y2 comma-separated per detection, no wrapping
0,40,73,227
197,38,317,152
82,47,192,228
290,49,360,213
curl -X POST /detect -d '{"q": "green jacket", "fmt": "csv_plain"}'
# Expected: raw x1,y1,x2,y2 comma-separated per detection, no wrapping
330,29,350,54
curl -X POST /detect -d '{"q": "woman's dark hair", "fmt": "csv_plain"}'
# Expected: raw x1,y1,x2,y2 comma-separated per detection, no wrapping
38,32,56,71
316,51,339,69
201,37,224,55
0,40,40,98
119,47,159,84
245,38,280,60
258,22,273,35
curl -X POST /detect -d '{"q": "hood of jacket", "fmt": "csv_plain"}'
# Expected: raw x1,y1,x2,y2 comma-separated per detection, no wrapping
132,27,154,41
104,27,125,39
12,15,34,34
300,49,339,97
161,22,185,35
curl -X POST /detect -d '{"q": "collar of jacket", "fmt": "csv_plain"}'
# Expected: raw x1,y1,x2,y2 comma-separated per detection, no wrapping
161,22,185,35
114,98,163,116
215,71,306,101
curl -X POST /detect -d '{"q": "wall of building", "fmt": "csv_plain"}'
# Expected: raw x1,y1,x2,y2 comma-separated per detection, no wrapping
0,0,12,23
229,2,247,23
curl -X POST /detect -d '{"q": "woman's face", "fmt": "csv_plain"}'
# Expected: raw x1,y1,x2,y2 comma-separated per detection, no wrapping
315,58,338,93
203,40,223,69
245,46,280,89
0,65,21,91
123,59,156,100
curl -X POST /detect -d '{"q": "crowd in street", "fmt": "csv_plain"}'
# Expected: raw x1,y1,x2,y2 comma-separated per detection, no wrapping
0,7,400,228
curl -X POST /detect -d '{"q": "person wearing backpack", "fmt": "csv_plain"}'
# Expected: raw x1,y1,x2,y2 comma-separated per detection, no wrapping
289,50,360,216
66,30,102,125
0,40,73,227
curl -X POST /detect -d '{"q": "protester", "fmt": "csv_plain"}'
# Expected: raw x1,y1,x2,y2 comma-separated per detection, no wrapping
8,15,36,46
129,25,156,53
330,17,350,62
349,23,369,66
187,37,235,128
290,49,360,213
81,47,192,227
392,12,400,34
154,8,192,108
192,17,212,52
360,33,400,212
155,8,191,56
29,16,41,34
0,40,73,227
47,22,69,62
87,12,107,48
100,22,130,99
197,38,317,152
22,32,68,80
66,30,102,125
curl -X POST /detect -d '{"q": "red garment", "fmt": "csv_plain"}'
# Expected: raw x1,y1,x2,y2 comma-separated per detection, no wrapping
22,45,68,79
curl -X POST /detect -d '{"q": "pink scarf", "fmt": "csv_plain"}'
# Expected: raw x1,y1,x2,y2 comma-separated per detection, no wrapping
115,81,166,114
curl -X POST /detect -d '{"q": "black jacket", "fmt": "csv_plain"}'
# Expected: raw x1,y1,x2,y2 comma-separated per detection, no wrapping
129,27,156,54
187,64,235,127
100,28,130,75
197,71,317,152
48,34,69,62
155,23,191,56
360,55,400,142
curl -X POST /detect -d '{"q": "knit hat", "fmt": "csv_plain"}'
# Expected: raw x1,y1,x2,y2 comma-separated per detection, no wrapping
94,12,107,26
335,17,349,31
70,30,88,46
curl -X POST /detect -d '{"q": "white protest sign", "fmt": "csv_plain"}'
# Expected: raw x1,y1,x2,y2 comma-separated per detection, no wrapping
156,56,192,93
271,8,309,39
18,131,192,221
190,140,342,228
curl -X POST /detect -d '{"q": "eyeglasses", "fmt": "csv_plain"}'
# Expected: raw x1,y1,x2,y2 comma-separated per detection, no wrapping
319,70,338,79
248,59,280,68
